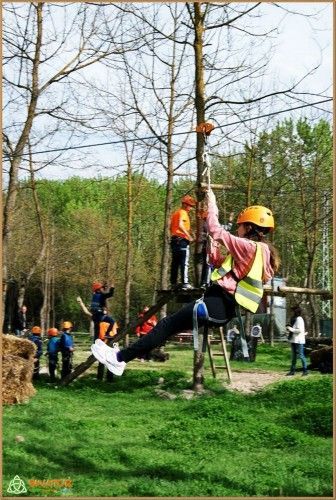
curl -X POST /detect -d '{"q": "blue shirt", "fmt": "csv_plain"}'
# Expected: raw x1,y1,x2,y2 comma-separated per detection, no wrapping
59,332,74,352
47,337,60,355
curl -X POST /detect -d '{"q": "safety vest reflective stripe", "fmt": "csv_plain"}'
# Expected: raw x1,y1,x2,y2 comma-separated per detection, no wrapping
211,243,264,313
210,254,232,280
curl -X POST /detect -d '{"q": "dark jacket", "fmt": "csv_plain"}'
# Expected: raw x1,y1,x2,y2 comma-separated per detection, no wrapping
90,288,114,315
28,334,43,358
13,311,28,331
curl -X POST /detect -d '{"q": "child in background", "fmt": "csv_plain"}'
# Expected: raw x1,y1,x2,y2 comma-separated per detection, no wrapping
59,321,74,379
96,313,118,381
90,282,116,340
28,326,43,380
135,306,158,362
46,327,60,382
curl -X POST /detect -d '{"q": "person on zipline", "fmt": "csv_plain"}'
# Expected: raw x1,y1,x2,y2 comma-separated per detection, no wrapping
91,188,280,376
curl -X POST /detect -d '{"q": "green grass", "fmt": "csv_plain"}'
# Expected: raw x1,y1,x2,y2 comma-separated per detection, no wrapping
3,344,333,497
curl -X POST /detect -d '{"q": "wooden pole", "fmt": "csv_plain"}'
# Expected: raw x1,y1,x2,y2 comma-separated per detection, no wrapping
263,286,332,300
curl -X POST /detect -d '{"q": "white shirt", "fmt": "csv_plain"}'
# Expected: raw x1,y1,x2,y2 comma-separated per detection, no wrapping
287,316,306,344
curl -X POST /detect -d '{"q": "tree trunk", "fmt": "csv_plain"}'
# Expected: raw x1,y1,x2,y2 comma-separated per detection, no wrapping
193,350,205,392
193,3,206,287
190,3,207,389
40,242,51,334
124,157,133,346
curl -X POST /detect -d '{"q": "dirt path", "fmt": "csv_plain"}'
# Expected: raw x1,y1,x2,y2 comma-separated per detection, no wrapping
226,370,286,394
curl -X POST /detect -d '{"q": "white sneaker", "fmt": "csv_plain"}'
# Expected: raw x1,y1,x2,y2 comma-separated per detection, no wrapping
105,347,126,376
91,343,107,365
91,342,126,376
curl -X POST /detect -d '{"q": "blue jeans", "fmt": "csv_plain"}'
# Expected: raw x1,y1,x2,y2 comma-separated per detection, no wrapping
290,343,307,373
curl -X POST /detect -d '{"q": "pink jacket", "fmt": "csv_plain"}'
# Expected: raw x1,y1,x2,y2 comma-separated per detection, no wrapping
206,190,274,295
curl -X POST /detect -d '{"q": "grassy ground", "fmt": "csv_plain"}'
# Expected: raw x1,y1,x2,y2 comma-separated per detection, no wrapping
3,343,333,497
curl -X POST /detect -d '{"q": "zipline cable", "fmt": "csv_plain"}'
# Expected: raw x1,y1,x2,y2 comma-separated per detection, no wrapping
2,98,332,160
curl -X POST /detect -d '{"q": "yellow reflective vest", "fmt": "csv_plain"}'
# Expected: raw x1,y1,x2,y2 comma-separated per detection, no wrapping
211,242,264,313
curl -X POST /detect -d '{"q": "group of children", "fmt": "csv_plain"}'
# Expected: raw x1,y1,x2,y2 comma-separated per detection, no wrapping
27,281,117,383
28,321,74,382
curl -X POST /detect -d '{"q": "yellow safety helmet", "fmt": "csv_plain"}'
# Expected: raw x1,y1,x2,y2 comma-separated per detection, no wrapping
62,321,73,330
31,326,42,335
237,205,274,231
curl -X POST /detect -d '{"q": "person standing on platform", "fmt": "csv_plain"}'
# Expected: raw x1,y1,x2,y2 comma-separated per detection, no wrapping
169,195,196,290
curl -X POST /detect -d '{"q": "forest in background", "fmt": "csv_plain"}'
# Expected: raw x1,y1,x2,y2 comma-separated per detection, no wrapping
4,118,332,334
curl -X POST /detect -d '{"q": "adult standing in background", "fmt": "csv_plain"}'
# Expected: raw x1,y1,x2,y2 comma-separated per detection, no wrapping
286,306,308,376
13,305,28,336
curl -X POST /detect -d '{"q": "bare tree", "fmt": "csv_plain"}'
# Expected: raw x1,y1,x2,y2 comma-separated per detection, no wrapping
2,2,138,310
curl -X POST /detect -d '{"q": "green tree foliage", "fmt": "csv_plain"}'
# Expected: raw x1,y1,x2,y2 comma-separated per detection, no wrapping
5,119,332,331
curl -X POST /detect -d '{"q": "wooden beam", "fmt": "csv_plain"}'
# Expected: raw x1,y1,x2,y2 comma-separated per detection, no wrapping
263,285,333,300
200,182,232,190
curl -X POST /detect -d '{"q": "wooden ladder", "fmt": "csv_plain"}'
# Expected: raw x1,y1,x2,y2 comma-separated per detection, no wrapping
207,326,232,383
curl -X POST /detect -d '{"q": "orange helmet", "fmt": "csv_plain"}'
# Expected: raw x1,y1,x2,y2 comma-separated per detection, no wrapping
237,205,274,231
62,321,73,330
47,327,58,337
181,195,196,207
31,326,42,335
92,281,103,292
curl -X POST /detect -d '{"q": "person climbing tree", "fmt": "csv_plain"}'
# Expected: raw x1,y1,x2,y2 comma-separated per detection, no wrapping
169,195,196,290
91,187,280,377
90,281,116,340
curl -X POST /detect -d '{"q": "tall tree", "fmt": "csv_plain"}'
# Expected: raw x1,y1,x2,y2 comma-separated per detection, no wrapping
2,2,136,309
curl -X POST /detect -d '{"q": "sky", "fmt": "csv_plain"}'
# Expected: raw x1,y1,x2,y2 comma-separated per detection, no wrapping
3,2,333,184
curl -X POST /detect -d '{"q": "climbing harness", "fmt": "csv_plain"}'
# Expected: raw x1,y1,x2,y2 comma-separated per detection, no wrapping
192,297,230,352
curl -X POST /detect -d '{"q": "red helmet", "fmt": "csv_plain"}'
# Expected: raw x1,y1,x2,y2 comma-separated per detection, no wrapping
47,327,58,337
92,281,103,292
31,326,42,335
181,195,196,207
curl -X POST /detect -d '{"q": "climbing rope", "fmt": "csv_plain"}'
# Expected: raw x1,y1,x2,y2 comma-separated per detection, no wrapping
196,122,215,189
